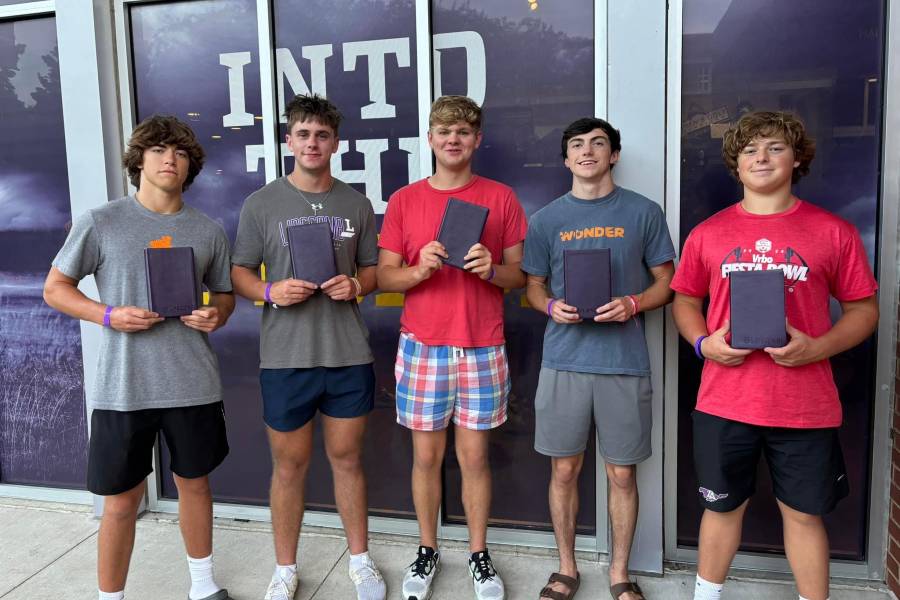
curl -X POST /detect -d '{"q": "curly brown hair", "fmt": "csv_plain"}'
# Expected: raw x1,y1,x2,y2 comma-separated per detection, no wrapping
123,115,205,191
284,93,342,135
429,95,482,130
721,111,815,183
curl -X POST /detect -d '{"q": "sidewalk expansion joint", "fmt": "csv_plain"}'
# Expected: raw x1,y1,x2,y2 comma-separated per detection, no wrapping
0,528,97,599
309,546,349,599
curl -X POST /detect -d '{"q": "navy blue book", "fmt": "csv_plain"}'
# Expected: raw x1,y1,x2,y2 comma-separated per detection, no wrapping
436,197,489,270
144,247,199,317
286,221,337,286
729,270,787,349
563,248,612,320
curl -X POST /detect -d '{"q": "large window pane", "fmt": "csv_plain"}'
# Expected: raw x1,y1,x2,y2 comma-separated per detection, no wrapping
433,0,596,534
0,15,87,488
273,0,421,518
677,0,885,560
128,0,270,504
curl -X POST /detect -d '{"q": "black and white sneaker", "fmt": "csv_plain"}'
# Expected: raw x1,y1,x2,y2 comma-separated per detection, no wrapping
401,545,440,600
468,550,504,600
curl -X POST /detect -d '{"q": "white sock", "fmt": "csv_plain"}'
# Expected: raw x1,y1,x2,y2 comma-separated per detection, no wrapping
98,591,124,600
798,596,829,600
694,575,723,600
349,551,370,570
187,554,221,600
273,563,298,583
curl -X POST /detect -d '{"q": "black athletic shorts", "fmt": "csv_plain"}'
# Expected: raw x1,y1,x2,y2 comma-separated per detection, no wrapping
87,402,229,496
692,410,849,515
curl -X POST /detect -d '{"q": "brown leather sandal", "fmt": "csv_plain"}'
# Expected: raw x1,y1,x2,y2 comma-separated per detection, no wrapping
610,581,645,600
539,571,580,600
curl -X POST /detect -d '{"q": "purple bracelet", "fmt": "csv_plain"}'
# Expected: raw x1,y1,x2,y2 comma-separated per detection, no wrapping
487,266,496,281
547,299,557,317
694,335,708,359
264,282,273,303
103,305,113,327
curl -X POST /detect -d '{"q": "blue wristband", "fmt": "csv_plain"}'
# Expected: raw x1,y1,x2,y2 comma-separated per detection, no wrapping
694,335,708,360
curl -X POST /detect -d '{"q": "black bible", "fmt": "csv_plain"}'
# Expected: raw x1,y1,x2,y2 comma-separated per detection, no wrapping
729,269,787,349
436,197,489,270
563,248,612,320
286,221,338,286
144,247,200,318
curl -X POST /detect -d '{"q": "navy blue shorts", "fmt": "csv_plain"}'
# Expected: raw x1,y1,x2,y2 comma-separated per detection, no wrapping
260,364,375,431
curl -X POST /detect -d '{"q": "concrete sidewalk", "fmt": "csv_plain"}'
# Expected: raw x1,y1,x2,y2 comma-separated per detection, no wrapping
0,497,891,600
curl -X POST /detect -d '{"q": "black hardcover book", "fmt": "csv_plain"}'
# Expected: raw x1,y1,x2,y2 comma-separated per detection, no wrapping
729,269,787,349
286,221,337,286
563,248,612,320
436,197,489,270
144,247,199,318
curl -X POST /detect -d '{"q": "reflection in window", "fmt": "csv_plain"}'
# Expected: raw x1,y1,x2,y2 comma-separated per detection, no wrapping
0,16,87,488
676,0,885,561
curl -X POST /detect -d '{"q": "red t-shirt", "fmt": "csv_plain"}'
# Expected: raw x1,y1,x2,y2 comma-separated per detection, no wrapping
670,200,877,428
379,176,527,347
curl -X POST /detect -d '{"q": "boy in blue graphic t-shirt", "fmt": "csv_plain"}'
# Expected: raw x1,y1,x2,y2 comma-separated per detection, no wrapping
522,117,676,600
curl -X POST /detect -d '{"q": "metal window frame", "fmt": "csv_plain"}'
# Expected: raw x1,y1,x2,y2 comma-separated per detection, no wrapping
662,0,898,581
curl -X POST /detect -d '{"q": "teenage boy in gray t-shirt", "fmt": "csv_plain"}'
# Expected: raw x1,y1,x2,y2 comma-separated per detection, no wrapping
522,118,676,600
44,116,235,600
230,94,385,600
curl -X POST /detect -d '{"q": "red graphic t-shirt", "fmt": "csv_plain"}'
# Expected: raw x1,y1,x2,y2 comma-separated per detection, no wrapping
670,200,877,428
379,176,528,347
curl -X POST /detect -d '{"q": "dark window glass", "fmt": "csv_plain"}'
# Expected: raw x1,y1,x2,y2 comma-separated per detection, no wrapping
432,0,596,534
0,15,87,488
677,0,885,560
273,0,420,518
128,0,271,504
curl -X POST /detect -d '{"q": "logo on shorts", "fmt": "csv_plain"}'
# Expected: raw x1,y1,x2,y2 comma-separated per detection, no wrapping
699,487,729,503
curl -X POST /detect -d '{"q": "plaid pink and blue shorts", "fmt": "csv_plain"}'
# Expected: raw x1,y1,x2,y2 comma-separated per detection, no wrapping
395,332,510,431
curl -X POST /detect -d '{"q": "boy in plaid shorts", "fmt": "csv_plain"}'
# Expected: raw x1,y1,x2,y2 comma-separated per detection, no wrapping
377,95,528,600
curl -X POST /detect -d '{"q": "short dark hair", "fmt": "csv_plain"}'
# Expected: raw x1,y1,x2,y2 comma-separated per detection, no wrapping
722,111,815,183
561,117,621,160
284,93,342,135
123,115,205,191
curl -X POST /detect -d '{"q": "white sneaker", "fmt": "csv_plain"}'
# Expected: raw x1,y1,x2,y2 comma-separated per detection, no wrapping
401,546,440,600
263,572,298,600
468,550,504,600
349,553,386,600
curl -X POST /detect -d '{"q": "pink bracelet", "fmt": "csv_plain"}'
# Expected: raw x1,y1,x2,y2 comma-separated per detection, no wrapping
627,294,640,317
103,305,113,327
546,299,557,316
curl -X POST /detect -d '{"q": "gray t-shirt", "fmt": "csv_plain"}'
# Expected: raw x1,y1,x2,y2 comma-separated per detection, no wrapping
52,197,233,411
522,187,676,375
231,177,378,368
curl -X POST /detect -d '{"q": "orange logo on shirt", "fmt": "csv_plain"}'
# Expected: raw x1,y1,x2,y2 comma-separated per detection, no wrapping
149,235,172,248
559,226,624,242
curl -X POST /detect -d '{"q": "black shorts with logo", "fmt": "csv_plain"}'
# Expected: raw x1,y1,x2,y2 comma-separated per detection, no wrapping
87,401,229,496
692,410,848,515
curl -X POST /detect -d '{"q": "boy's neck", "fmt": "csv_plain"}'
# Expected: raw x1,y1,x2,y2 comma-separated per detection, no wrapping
288,166,334,193
740,187,797,215
571,173,615,201
135,187,183,214
429,165,475,190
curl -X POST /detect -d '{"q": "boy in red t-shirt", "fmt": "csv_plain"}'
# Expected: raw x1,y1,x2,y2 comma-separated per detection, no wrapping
377,96,527,600
671,112,878,600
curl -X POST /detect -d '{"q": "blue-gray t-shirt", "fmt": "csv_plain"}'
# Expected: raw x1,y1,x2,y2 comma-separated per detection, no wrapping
521,187,676,375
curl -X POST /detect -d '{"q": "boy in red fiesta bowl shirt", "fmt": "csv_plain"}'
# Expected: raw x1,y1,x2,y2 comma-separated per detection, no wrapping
671,111,879,600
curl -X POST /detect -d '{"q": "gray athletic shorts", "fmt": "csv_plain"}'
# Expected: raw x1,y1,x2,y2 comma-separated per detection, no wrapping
534,368,652,465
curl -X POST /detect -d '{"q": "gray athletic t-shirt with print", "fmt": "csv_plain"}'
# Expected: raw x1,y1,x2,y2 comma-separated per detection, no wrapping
231,177,378,368
52,197,233,412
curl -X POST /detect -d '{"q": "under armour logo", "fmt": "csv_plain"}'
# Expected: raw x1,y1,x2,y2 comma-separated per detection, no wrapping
311,203,324,211
699,487,729,503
